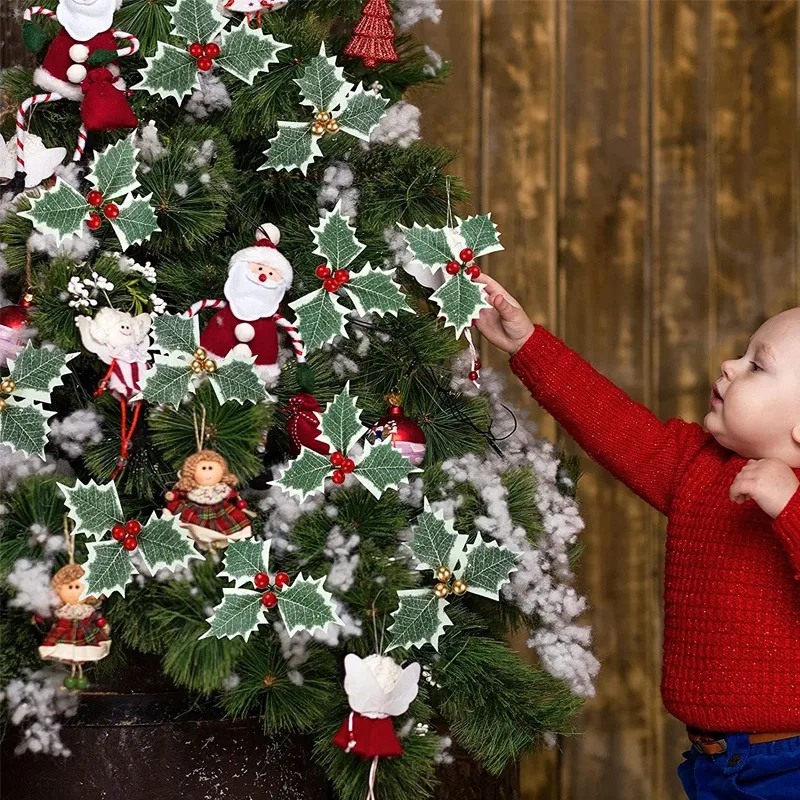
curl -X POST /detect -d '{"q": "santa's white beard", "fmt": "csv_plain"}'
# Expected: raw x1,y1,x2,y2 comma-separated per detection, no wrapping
224,261,288,321
57,0,117,41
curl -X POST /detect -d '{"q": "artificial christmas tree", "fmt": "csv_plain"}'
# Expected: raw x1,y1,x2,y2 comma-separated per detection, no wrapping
0,2,599,798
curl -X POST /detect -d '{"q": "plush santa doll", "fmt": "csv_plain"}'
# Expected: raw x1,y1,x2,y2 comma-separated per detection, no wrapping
187,224,305,384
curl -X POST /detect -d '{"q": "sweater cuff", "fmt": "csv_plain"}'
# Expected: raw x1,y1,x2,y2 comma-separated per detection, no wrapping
508,324,569,388
771,484,800,579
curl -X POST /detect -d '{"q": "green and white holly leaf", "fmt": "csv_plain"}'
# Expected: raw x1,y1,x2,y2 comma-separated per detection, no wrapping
398,223,454,273
258,121,321,175
133,42,200,103
152,312,199,356
317,381,367,456
294,43,351,113
199,587,265,641
0,399,53,459
86,133,140,201
430,270,491,339
111,193,160,251
342,263,412,319
170,0,226,44
456,537,519,600
353,439,422,500
18,177,87,244
219,539,271,588
137,512,203,575
59,479,123,540
288,287,350,355
79,541,137,600
6,343,77,404
311,201,365,271
269,446,332,503
208,355,271,405
386,589,452,652
134,353,194,408
278,573,342,637
217,23,290,84
336,84,389,141
456,214,503,259
407,497,468,573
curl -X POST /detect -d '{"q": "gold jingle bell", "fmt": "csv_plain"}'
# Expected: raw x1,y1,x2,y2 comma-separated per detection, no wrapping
436,566,452,582
0,398,6,411
315,111,331,122
203,358,217,374
325,118,340,133
194,347,207,360
452,578,467,596
311,121,326,136
434,582,450,599
190,359,203,374
0,378,16,394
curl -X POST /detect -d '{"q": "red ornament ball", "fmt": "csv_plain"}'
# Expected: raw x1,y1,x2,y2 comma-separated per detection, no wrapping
340,457,355,474
103,203,119,220
188,42,203,57
323,277,340,293
197,55,213,71
111,524,126,541
315,264,331,280
468,370,479,381
366,404,427,467
465,265,481,279
333,269,350,284
254,571,270,590
261,591,278,608
125,519,142,536
474,360,482,370
95,616,107,628
122,535,138,551
86,212,102,230
204,42,221,58
445,260,460,275
86,190,103,207
235,497,247,510
460,247,475,263
330,451,344,467
331,469,346,485
274,572,290,589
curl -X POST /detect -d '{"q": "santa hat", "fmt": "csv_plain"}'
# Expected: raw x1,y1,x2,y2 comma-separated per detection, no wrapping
230,223,293,285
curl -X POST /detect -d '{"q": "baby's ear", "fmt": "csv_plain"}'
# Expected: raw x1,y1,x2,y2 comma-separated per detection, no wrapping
791,422,800,446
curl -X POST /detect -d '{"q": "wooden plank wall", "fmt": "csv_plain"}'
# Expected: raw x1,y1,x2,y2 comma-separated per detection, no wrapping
412,1,799,799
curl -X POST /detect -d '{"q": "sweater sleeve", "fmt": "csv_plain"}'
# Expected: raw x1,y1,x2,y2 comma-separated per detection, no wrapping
771,485,800,580
508,324,710,516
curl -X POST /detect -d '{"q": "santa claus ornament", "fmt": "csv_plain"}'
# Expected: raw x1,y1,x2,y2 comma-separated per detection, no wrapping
16,0,139,179
222,0,288,26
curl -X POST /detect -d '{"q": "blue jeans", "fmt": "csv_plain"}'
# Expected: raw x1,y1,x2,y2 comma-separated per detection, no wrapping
678,733,800,799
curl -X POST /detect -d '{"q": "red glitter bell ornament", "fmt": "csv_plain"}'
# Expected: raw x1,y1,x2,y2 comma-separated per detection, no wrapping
366,392,427,467
283,392,331,457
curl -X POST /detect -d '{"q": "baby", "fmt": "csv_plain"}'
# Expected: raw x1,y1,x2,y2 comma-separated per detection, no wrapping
474,273,800,800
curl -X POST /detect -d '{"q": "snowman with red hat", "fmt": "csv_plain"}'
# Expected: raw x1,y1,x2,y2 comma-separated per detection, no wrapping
187,224,306,385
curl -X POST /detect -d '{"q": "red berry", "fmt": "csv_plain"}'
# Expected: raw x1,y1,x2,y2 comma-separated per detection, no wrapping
333,269,350,284
204,42,221,58
235,498,247,510
95,616,107,628
445,261,460,275
474,360,482,370
315,264,331,280
188,42,203,57
125,519,141,536
330,451,344,467
340,457,355,474
274,572,290,589
111,524,126,541
465,265,481,279
261,591,278,608
122,535,138,551
331,469,346,485
197,55,213,71
87,212,102,230
103,203,119,220
460,248,474,263
468,370,479,381
87,190,103,207
323,277,340,293
254,571,269,590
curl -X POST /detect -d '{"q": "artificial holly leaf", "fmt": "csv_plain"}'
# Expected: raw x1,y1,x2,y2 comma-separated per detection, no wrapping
59,479,123,540
277,573,343,637
6,343,77,404
259,121,321,175
170,0,226,45
208,355,270,405
317,381,367,456
457,214,503,259
294,43,351,113
288,287,350,355
456,537,519,600
269,446,332,503
342,263,412,319
80,540,137,599
311,201,365,271
111,193,160,251
199,587,265,641
217,22,290,84
18,177,87,244
135,353,195,408
87,48,116,67
86,133,140,201
407,497,468,573
152,312,199,356
133,42,200,103
386,589,452,652
430,270,491,339
353,439,421,500
0,399,53,459
137,512,203,575
336,84,389,141
398,223,453,272
219,539,271,588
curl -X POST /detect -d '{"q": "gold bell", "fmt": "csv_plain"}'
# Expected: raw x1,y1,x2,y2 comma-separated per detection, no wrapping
325,118,340,133
190,359,203,374
315,111,330,122
203,358,217,374
452,579,468,596
311,121,326,136
0,398,7,411
194,347,207,360
434,582,450,599
0,378,16,394
436,566,452,582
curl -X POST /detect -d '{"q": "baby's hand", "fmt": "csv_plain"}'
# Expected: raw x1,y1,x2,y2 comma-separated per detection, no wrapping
729,458,800,518
472,273,535,355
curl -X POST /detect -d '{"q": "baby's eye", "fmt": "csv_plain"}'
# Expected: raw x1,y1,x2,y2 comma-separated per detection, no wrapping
750,361,763,372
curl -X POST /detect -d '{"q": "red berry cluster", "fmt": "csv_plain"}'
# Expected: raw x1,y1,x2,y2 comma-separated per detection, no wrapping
445,247,481,279
86,190,119,230
468,358,482,382
315,264,350,293
111,519,142,551
329,450,355,484
188,41,221,71
253,570,291,608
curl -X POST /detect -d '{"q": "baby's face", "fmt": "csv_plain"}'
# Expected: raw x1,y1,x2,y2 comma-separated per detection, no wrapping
704,309,800,463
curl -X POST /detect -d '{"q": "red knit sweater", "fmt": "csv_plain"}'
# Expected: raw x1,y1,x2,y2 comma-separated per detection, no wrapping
508,324,800,733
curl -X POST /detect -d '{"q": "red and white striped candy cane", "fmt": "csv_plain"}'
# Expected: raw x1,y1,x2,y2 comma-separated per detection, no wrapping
23,5,56,22
16,92,63,172
112,29,140,57
275,313,306,363
186,299,228,317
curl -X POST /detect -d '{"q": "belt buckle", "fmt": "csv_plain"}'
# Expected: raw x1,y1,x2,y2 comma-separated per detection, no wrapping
691,736,727,756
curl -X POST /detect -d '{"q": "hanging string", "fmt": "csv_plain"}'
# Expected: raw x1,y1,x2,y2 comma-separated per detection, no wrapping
192,405,208,452
445,175,454,229
63,516,75,564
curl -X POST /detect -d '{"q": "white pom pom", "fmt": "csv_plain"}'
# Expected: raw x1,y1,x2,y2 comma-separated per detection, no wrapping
234,323,255,343
256,222,280,246
66,64,87,84
69,44,90,63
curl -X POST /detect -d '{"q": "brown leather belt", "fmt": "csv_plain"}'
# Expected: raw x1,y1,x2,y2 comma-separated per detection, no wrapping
687,726,800,755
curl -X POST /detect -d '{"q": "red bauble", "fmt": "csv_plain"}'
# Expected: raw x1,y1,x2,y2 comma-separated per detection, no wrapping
468,370,479,381
235,497,247,510
254,571,270,590
274,572,290,589
445,261,460,275
367,401,427,467
473,360,482,370
340,458,355,474
459,247,474,263
333,269,350,284
86,212,103,230
330,451,344,467
204,42,221,58
331,469,346,485
95,616,107,628
125,519,142,535
103,203,119,220
197,55,213,71
284,392,331,457
188,42,203,57
315,264,332,279
111,524,126,541
261,591,278,608
323,277,340,293
86,190,104,207
0,305,29,331
465,265,481,279
122,535,138,551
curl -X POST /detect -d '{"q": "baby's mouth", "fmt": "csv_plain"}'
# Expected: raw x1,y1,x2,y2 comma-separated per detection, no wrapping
710,384,724,405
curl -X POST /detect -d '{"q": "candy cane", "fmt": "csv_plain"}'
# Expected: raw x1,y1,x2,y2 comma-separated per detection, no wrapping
16,92,64,172
112,29,140,57
23,6,56,21
275,313,306,363
186,298,228,317
72,124,88,162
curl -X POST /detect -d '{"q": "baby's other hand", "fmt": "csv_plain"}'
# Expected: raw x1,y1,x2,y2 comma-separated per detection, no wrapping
472,273,535,355
729,458,800,518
